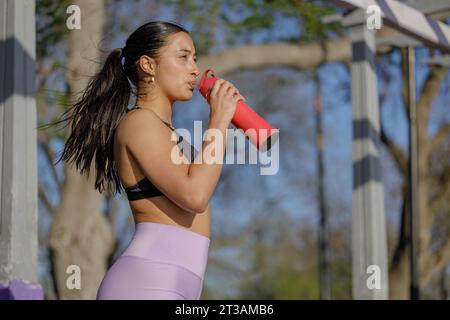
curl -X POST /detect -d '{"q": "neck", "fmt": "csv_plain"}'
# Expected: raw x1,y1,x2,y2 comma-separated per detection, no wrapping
135,90,174,125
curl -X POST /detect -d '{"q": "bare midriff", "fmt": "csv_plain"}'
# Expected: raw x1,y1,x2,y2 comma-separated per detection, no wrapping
113,122,211,240
129,197,211,240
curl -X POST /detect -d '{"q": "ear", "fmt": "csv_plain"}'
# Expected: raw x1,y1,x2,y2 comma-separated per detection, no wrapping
138,55,157,76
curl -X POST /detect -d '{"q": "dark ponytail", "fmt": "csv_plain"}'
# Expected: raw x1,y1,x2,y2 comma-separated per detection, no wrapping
46,21,189,196
57,47,130,195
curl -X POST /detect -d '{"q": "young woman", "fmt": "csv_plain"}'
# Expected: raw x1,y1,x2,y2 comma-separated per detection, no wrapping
57,21,245,299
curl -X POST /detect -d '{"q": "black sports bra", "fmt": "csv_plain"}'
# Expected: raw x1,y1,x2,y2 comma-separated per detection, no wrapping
123,107,198,201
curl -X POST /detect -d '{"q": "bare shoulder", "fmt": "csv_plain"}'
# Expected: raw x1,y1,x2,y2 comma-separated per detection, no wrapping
116,109,170,145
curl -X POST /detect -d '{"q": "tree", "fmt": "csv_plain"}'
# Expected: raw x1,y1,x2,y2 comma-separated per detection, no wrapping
192,1,450,298
38,0,115,299
383,55,450,298
36,0,450,299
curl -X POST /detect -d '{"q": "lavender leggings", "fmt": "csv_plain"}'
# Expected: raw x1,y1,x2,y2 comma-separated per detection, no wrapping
96,222,210,300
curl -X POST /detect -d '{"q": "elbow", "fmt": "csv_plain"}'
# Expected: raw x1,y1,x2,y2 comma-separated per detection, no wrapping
187,194,208,214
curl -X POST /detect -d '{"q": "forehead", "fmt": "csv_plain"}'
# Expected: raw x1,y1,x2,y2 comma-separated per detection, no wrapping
164,32,196,54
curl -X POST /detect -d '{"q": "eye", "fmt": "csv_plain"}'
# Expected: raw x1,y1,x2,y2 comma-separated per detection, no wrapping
181,55,188,59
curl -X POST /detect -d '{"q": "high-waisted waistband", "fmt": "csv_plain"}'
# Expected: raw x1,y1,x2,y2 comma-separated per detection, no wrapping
121,222,210,279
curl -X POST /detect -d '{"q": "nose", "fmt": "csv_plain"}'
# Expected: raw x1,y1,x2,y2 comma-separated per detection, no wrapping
191,61,199,78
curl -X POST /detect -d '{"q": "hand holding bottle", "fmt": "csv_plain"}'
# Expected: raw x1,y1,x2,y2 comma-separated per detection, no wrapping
199,69,279,152
207,79,246,126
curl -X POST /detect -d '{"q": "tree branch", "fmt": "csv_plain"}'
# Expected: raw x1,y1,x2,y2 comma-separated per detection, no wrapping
380,124,408,177
37,59,58,92
421,234,450,287
429,123,450,155
417,66,449,130
38,182,55,215
378,54,408,177
196,23,409,77
38,134,61,191
198,38,353,75
429,164,450,215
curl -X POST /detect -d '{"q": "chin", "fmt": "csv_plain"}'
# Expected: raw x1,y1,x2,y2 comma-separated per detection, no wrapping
179,93,194,101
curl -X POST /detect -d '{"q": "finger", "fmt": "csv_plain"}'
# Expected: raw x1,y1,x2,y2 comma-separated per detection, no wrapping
225,84,236,97
210,79,226,98
210,79,225,96
219,82,234,97
233,94,245,103
214,82,231,100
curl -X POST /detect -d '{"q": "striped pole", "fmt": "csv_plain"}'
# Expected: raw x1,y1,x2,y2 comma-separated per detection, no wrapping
0,0,43,300
344,9,389,299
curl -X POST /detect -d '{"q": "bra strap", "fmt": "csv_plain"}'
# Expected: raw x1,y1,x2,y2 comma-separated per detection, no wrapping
133,106,175,130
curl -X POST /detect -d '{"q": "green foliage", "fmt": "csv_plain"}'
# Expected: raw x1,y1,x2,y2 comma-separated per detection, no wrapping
233,224,345,299
330,258,352,299
165,0,221,56
277,268,321,299
295,0,340,42
36,0,72,59
163,0,342,54
220,0,341,45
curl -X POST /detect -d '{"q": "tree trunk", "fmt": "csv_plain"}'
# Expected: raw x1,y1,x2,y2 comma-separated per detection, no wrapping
388,62,449,299
48,0,115,300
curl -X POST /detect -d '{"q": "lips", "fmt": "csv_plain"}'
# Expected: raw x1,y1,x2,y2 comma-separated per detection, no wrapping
187,81,197,90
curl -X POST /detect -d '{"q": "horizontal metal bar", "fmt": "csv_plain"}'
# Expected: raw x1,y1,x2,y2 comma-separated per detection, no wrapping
329,0,450,53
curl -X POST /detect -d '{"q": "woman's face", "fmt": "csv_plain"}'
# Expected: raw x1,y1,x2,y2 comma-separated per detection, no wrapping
154,32,199,102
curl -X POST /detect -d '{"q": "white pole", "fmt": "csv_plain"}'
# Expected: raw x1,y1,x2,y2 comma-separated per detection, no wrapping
0,0,43,300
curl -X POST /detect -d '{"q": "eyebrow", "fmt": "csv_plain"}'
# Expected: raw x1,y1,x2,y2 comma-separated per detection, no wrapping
179,49,196,56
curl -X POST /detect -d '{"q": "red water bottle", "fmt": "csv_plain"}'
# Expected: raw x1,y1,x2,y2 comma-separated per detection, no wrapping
199,69,279,152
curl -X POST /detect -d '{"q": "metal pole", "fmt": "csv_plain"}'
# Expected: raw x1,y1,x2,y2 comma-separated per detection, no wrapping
406,46,420,300
344,9,389,299
0,0,43,299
